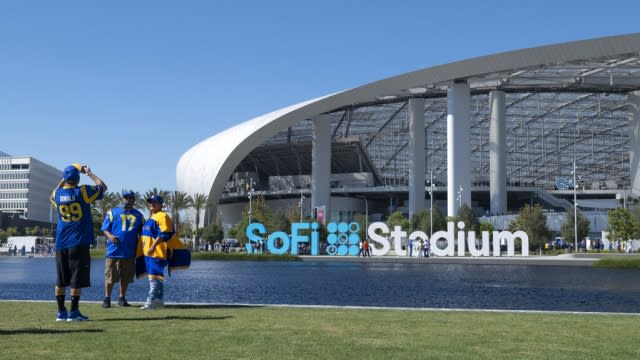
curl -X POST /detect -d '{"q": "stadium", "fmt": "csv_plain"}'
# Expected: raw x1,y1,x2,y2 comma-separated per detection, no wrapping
177,33,640,239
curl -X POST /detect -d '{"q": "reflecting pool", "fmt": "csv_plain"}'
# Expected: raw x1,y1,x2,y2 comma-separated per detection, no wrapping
1,257,638,313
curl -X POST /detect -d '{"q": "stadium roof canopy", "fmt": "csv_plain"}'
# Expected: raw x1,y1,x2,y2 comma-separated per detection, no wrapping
177,33,640,211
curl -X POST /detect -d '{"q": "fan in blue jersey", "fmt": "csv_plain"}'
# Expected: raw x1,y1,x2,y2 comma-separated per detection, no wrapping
50,163,107,322
100,190,144,308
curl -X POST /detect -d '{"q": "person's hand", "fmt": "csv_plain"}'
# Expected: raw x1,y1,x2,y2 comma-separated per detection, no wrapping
109,235,119,245
148,244,156,256
83,166,93,176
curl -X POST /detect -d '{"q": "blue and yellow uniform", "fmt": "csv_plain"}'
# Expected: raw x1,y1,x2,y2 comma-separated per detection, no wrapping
101,207,144,258
136,210,190,278
51,184,105,250
138,210,174,278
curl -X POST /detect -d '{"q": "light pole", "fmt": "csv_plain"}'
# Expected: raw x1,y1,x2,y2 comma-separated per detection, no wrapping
429,170,434,238
248,178,254,224
356,195,369,234
299,193,305,222
572,161,578,252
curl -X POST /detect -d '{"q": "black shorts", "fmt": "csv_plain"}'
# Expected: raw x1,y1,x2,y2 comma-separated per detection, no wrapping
56,245,91,289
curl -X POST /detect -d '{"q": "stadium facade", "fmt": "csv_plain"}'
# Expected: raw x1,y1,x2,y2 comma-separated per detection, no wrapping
177,34,640,233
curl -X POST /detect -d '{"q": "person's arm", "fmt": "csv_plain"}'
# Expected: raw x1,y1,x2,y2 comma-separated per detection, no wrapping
147,237,163,255
83,166,107,192
103,230,119,245
54,178,65,190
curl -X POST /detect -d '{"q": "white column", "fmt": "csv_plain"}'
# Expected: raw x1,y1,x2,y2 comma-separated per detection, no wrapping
447,81,471,217
312,115,331,221
629,92,640,196
408,98,426,218
489,90,507,215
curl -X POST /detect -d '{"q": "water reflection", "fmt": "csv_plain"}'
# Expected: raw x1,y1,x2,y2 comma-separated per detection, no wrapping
0,257,638,313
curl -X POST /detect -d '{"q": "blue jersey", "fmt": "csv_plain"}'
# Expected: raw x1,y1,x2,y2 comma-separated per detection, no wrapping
51,184,105,250
101,207,144,258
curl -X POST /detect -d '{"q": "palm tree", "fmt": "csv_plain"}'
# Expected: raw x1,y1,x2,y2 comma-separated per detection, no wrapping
169,191,192,236
92,192,119,240
191,193,209,251
95,192,119,220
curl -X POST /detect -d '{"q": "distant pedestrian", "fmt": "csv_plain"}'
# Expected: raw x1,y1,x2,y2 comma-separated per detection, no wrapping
408,238,413,257
424,239,430,258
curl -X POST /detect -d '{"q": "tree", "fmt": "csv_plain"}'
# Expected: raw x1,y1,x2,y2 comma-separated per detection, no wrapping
168,191,192,235
95,192,119,220
457,204,480,233
354,213,368,240
191,193,209,252
6,227,19,237
235,195,273,245
508,204,551,253
200,222,224,245
387,211,409,230
410,210,429,233
430,207,447,233
560,207,591,248
606,208,640,250
479,221,495,232
92,191,119,239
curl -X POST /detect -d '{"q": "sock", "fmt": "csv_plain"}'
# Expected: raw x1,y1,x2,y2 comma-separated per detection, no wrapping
70,295,80,312
56,295,66,312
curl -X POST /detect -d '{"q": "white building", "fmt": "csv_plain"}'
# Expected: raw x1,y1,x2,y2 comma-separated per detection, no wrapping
0,152,62,223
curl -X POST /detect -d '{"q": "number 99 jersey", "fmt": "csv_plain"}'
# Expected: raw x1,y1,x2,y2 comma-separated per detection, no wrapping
50,184,105,250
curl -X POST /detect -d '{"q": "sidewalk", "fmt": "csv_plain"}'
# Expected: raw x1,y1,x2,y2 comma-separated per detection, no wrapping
299,254,602,266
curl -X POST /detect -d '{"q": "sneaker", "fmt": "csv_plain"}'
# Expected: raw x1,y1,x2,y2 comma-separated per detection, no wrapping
102,297,111,308
117,297,131,307
66,310,89,322
56,310,68,322
140,299,164,310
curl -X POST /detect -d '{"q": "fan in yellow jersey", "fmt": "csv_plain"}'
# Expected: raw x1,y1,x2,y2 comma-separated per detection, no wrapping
137,195,190,309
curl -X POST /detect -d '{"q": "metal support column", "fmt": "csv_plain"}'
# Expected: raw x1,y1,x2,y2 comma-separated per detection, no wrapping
408,98,426,218
312,115,331,221
447,81,471,216
489,90,507,215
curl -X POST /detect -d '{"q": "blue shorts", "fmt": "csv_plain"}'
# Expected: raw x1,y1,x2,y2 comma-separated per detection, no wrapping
144,257,168,276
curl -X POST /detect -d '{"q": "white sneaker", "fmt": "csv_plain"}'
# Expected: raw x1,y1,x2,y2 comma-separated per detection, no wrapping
140,299,164,310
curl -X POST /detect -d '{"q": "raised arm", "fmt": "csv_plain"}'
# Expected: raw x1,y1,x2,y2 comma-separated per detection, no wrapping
83,166,107,192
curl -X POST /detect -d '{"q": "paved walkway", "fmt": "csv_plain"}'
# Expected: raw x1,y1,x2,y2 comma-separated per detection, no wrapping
299,254,606,266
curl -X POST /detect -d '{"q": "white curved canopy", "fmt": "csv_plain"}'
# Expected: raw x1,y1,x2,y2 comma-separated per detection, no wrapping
177,33,640,208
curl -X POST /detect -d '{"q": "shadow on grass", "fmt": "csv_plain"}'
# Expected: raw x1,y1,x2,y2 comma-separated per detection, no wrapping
0,328,104,335
100,315,234,322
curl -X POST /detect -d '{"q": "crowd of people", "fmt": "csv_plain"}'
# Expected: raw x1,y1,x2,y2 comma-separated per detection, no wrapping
5,244,54,256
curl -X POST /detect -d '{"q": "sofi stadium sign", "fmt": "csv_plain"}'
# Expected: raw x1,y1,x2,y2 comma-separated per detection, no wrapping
246,221,529,257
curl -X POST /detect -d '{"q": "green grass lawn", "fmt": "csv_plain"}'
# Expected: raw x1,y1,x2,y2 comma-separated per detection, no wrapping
593,256,640,268
0,302,637,360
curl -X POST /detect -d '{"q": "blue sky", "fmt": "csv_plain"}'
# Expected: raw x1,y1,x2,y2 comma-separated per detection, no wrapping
1,0,638,194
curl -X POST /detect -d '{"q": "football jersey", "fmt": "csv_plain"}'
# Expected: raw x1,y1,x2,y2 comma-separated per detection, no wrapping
51,184,105,250
140,211,175,260
101,207,144,258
